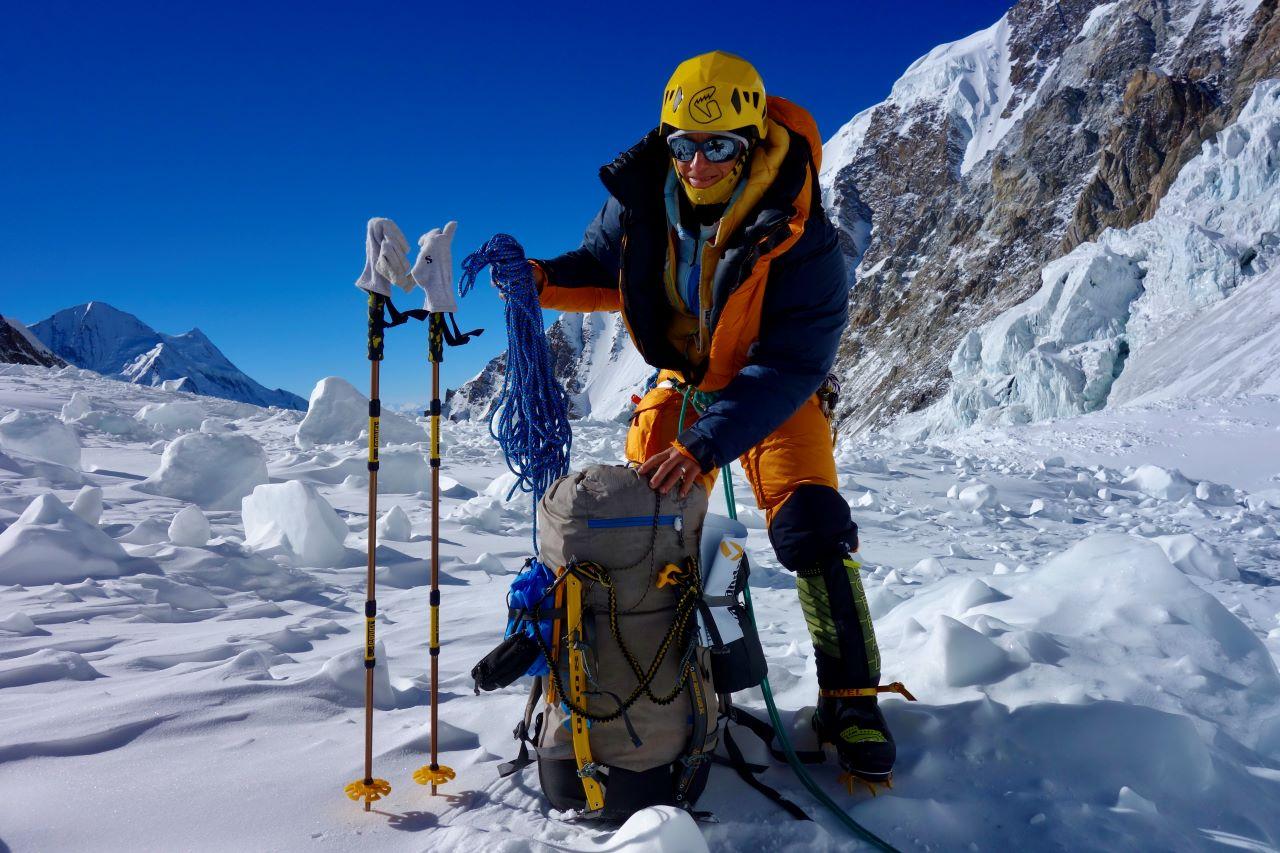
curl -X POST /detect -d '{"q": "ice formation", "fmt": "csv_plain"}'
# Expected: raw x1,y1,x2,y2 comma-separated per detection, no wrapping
241,481,349,568
138,432,269,510
921,80,1280,432
0,493,130,584
168,505,212,547
70,486,103,525
0,410,81,469
136,400,207,436
375,505,412,542
1151,533,1239,581
1,361,1279,850
294,377,422,450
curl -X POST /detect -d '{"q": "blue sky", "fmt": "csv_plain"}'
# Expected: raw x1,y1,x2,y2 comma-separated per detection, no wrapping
2,0,1013,407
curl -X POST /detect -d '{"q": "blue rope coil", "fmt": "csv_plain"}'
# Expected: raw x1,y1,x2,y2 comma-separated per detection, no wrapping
459,234,572,550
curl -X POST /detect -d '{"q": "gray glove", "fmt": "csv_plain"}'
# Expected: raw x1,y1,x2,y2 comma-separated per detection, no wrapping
355,217,416,296
411,220,459,313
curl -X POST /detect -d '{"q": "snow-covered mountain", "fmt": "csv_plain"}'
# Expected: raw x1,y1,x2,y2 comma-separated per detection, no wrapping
30,302,306,411
0,316,64,368
448,312,650,423
823,0,1279,434
907,78,1280,434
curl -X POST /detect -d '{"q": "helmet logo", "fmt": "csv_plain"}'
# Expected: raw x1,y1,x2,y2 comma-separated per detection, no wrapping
672,87,683,114
689,86,722,124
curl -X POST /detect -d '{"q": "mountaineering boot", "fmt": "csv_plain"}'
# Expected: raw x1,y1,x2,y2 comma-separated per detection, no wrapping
794,552,896,785
768,484,895,787
813,694,896,784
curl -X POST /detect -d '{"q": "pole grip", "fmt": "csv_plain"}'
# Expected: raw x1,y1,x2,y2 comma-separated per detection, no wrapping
428,312,444,364
367,293,386,362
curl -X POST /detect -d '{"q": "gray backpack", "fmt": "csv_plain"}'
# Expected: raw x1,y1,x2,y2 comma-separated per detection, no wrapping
527,464,717,818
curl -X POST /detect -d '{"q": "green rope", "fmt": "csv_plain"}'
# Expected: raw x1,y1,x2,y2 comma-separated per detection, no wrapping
676,384,739,522
743,583,899,851
722,471,738,521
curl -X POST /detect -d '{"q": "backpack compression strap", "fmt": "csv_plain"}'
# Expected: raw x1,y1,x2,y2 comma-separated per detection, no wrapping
673,656,711,807
565,573,606,812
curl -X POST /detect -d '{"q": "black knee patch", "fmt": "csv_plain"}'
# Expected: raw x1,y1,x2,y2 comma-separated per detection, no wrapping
768,484,858,572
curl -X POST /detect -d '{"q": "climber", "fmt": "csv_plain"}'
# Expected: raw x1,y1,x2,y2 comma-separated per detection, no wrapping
528,51,895,785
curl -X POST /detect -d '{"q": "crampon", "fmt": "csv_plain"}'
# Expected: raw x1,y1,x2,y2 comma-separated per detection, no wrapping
813,682,916,797
838,770,894,797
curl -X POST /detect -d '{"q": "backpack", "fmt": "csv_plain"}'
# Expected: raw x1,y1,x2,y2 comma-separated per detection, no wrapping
478,464,716,819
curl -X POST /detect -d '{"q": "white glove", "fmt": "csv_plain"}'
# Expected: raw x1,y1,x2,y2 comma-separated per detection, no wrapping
355,217,416,296
412,220,459,313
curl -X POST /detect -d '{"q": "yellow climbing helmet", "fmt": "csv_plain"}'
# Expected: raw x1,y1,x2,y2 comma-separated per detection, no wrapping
661,51,766,138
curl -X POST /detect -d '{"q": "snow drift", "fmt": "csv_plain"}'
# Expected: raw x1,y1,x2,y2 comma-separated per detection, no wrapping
137,431,269,510
0,494,132,585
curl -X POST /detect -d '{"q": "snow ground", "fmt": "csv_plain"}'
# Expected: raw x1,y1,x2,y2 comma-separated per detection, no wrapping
1,364,1279,851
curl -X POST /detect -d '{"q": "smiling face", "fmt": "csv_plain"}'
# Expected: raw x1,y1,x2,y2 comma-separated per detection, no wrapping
672,132,742,190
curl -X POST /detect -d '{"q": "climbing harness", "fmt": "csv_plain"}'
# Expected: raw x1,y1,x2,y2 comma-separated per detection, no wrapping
459,234,572,548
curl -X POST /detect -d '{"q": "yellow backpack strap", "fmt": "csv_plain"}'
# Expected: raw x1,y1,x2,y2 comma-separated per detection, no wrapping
546,572,566,708
565,572,605,812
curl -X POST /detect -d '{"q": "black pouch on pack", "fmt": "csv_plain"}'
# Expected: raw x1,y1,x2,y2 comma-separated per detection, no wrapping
472,632,541,692
704,559,768,694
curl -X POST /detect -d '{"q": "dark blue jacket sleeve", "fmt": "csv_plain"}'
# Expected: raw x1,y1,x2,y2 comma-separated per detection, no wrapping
676,226,849,471
538,197,624,288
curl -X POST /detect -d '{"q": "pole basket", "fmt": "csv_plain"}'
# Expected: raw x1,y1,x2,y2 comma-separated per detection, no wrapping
412,763,455,788
344,777,391,805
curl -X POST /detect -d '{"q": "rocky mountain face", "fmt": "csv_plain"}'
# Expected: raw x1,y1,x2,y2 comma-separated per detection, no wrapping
448,312,649,423
823,0,1279,434
0,316,64,368
909,77,1280,434
30,302,307,410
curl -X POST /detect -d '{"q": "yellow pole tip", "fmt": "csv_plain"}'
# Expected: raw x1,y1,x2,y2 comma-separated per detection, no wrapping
344,778,392,803
412,764,456,786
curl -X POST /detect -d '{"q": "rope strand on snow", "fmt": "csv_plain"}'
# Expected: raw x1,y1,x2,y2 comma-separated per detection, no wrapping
459,234,572,549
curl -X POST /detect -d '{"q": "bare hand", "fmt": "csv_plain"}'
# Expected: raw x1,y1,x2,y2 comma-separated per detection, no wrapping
638,446,701,498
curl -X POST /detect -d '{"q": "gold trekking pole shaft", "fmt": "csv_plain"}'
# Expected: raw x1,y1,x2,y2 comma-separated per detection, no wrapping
345,293,392,809
413,312,455,794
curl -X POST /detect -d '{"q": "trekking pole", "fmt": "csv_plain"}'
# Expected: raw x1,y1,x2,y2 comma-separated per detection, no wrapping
407,221,478,794
413,312,456,794
345,291,392,810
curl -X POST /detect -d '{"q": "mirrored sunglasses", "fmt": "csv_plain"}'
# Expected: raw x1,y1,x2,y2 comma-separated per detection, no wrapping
667,134,745,164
